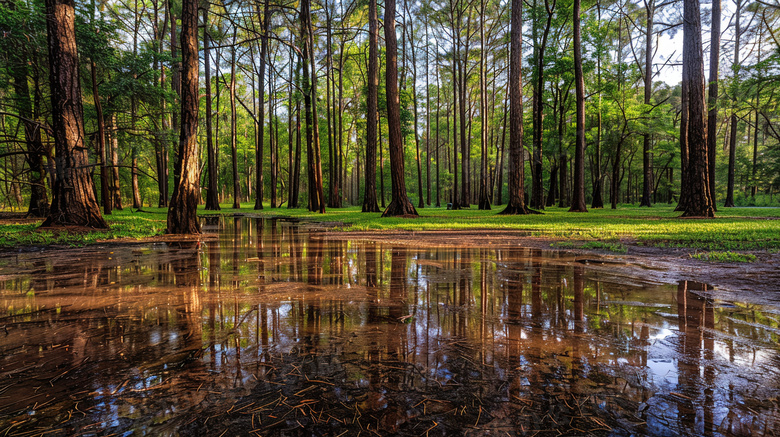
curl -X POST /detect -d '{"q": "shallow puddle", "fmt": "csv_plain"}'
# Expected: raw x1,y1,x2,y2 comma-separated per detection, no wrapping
1,217,779,436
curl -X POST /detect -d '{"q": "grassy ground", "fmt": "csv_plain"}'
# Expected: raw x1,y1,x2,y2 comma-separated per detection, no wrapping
1,203,779,251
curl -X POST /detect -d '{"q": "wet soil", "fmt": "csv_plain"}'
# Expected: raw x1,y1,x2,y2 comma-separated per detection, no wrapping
1,217,780,436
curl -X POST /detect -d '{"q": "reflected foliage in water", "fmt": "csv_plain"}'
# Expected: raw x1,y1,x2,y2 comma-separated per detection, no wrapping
1,217,779,436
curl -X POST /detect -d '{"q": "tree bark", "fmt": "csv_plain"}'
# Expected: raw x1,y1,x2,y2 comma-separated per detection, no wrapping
706,0,720,210
724,0,741,207
255,0,270,210
203,6,219,210
301,0,325,213
9,51,49,218
42,0,107,229
531,0,555,210
569,0,587,212
640,0,655,207
90,60,112,215
499,0,532,215
477,0,491,210
167,0,200,234
381,0,418,217
362,0,380,212
230,29,241,209
681,0,714,217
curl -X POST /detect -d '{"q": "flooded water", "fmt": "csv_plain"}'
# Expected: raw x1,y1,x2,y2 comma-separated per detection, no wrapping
1,216,779,436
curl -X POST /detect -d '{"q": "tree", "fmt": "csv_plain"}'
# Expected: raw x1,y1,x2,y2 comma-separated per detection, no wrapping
530,0,555,210
639,0,655,207
706,0,720,210
498,0,532,215
167,0,200,234
41,0,107,229
381,0,418,217
681,0,714,217
362,0,380,212
203,5,220,211
300,0,325,213
724,0,742,207
569,0,587,212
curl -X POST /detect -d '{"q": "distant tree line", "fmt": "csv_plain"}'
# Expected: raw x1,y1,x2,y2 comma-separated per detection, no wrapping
1,0,779,231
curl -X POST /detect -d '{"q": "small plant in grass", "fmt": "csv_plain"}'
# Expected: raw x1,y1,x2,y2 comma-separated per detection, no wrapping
581,241,627,253
689,251,757,263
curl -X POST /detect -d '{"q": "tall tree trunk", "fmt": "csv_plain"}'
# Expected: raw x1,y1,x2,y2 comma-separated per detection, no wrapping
591,3,604,209
381,0,418,217
435,61,442,207
681,0,714,217
640,0,654,207
569,0,587,212
255,1,270,210
676,56,690,211
9,52,49,217
301,0,325,213
230,30,241,209
42,0,107,228
499,0,531,214
90,61,112,215
290,100,302,208
108,114,122,209
408,8,425,210
379,115,386,207
270,61,278,208
531,0,554,210
494,93,508,206
362,0,380,212
167,0,200,233
724,0,741,207
425,21,432,206
706,0,720,210
477,0,491,210
203,6,219,210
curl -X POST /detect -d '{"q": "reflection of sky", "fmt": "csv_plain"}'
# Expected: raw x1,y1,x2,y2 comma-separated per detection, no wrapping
646,358,678,386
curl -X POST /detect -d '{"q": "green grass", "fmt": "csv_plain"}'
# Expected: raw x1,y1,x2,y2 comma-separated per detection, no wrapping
2,203,779,251
253,204,780,251
689,251,758,263
0,208,167,247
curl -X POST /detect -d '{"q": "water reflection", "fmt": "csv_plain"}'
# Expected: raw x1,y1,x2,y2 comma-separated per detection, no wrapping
1,217,779,436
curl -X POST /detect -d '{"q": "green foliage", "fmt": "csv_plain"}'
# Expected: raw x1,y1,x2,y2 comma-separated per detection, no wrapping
689,251,757,263
0,210,165,248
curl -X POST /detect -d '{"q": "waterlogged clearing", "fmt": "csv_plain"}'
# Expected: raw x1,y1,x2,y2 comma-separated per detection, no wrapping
1,217,779,436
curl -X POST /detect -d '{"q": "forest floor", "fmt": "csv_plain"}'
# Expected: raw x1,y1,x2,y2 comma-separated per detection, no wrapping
1,204,779,301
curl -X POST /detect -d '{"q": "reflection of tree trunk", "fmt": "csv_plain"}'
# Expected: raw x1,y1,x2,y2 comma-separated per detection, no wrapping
233,217,241,286
207,218,221,286
365,243,377,287
307,234,323,286
573,265,584,325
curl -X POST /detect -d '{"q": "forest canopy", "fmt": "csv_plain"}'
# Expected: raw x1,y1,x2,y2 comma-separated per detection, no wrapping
0,0,779,227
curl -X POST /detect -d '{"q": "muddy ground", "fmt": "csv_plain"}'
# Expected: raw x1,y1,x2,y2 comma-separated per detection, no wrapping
3,211,779,305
